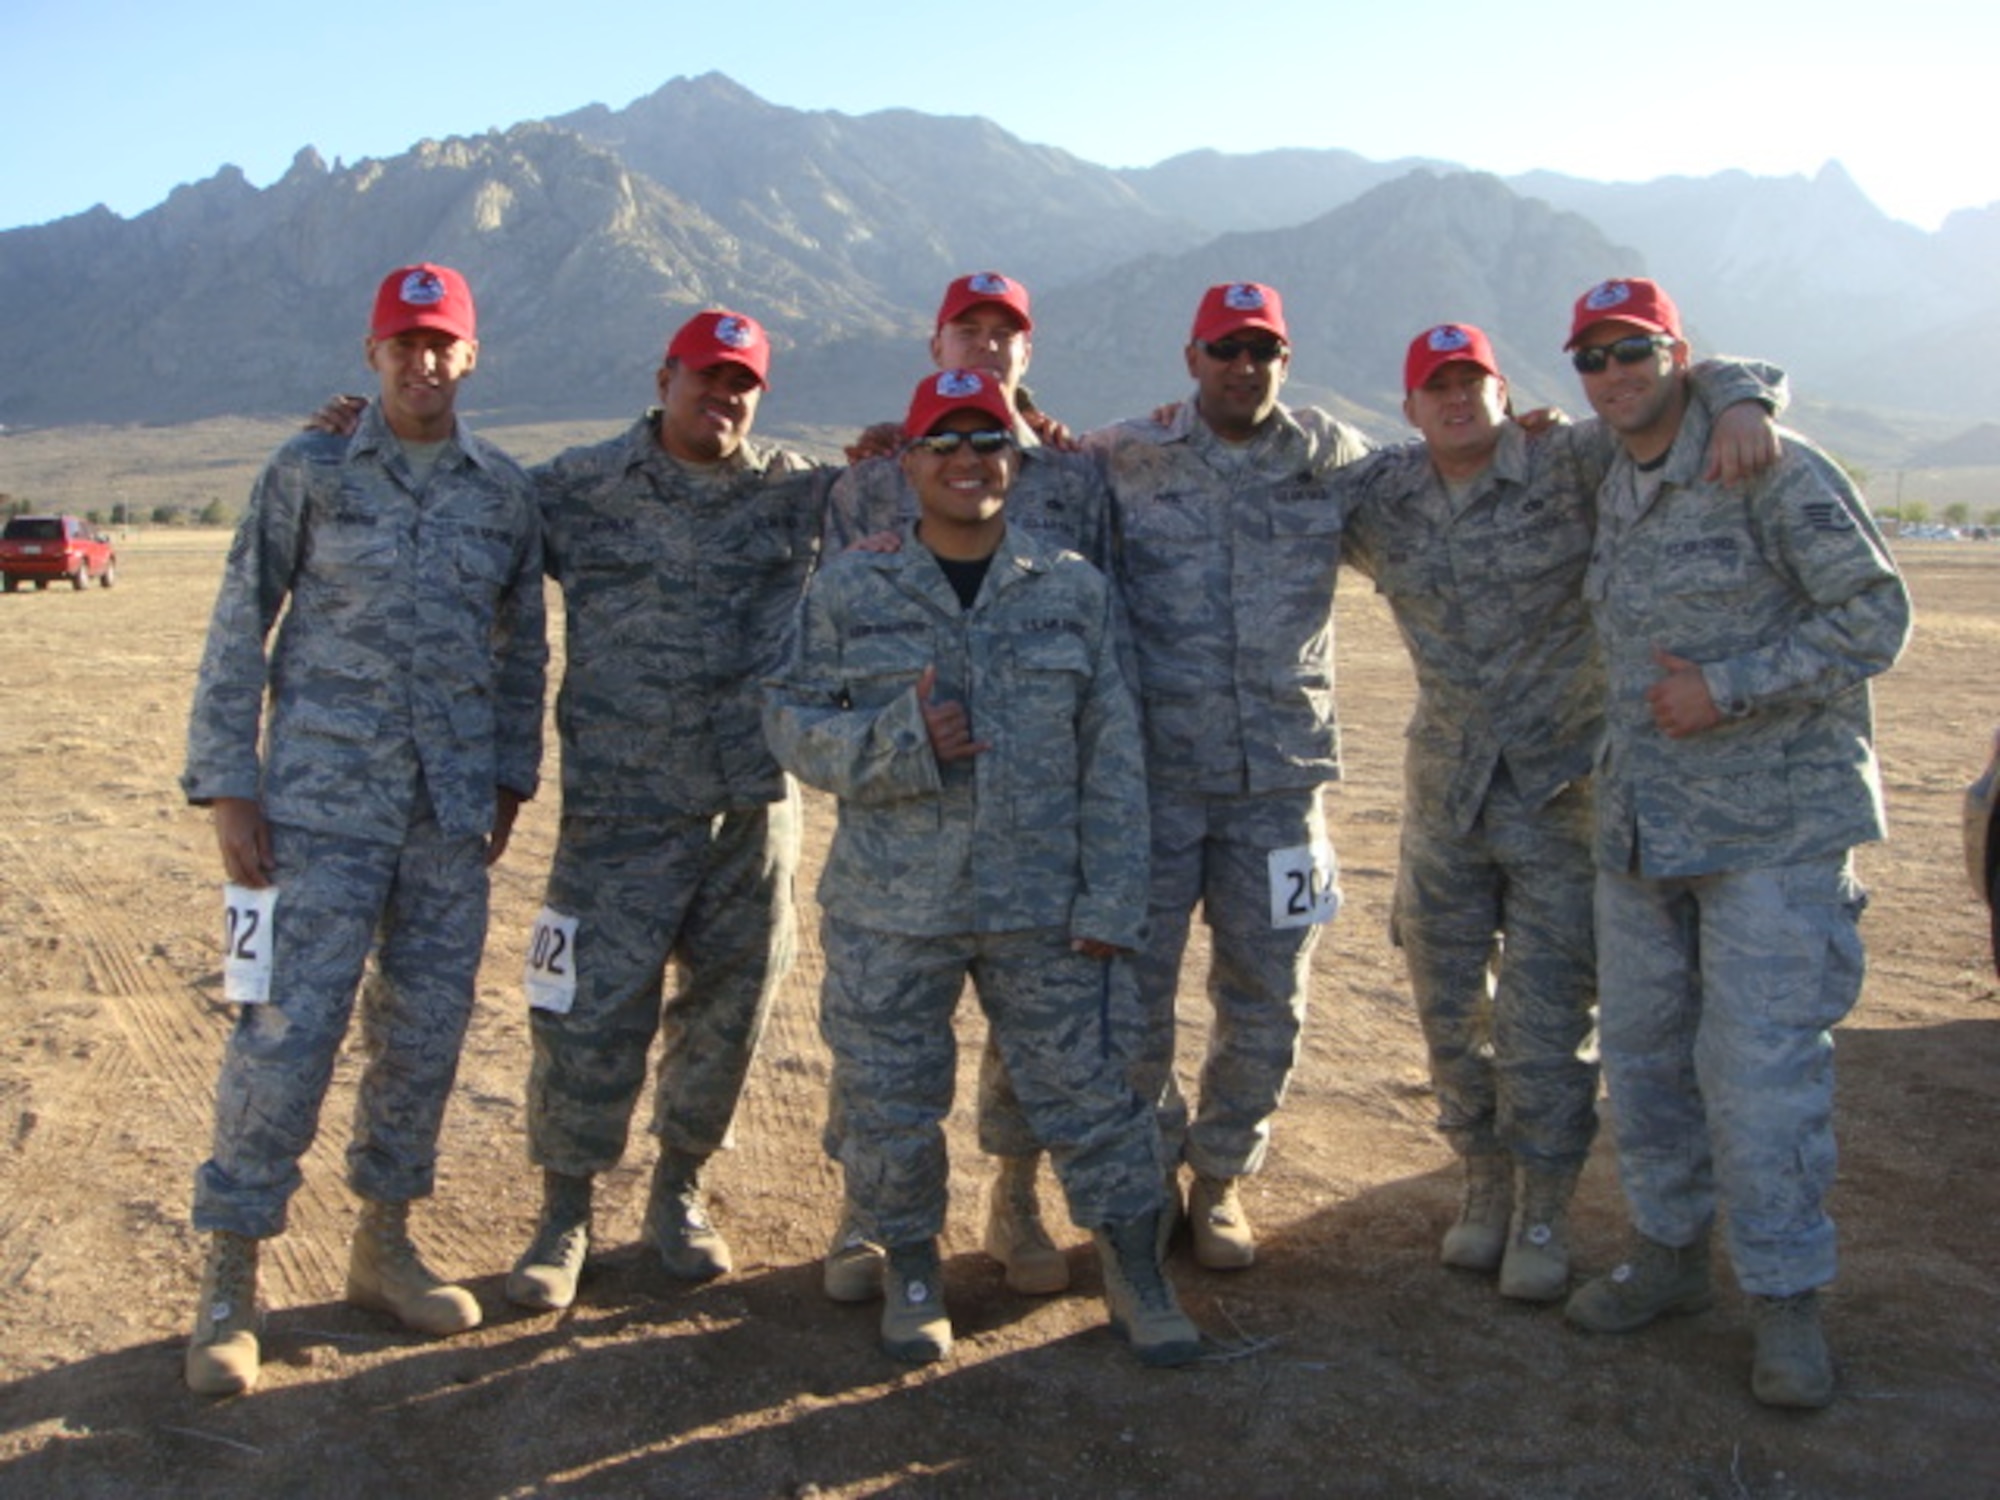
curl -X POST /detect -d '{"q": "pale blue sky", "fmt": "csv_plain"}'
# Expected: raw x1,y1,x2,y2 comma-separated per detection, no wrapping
6,0,1993,233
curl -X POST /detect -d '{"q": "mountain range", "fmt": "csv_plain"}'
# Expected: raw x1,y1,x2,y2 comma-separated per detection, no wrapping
3,71,1996,471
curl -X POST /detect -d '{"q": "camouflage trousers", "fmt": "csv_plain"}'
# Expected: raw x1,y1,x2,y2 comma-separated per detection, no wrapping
1594,852,1867,1295
1392,772,1598,1169
1130,784,1330,1181
819,914,1166,1248
972,955,1146,1159
525,797,799,1174
193,813,489,1239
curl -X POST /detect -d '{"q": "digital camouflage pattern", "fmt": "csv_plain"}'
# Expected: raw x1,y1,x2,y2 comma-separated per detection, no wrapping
184,402,545,1236
765,523,1147,948
819,917,1165,1246
824,425,1123,1163
1595,852,1867,1293
1341,359,1787,1168
1083,400,1373,795
536,418,829,821
1584,403,1911,879
767,524,1159,1246
182,400,546,838
193,815,490,1237
1083,396,1371,1180
1133,782,1332,1177
1344,420,1605,1168
1586,392,1909,1295
1343,421,1606,831
527,803,799,1171
523,416,830,1171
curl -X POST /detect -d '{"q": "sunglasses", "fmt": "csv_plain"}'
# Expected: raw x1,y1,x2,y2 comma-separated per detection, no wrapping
908,429,1015,457
1200,338,1287,365
1570,333,1673,375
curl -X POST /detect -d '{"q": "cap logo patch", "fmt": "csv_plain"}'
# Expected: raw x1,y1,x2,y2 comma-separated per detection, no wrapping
968,273,1010,296
714,316,754,350
399,269,447,308
1428,325,1472,353
938,370,985,397
1584,281,1634,312
1223,284,1267,311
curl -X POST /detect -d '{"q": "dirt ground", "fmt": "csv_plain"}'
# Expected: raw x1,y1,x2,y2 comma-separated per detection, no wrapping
0,514,1994,1500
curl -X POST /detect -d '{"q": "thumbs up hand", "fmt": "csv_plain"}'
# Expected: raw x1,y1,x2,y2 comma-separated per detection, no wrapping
917,664,991,763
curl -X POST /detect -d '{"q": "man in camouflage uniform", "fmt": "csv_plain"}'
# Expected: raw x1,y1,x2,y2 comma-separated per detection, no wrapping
1081,283,1374,1269
507,309,833,1309
1341,322,1784,1303
821,272,1119,1302
181,263,547,1396
825,271,1111,559
765,370,1201,1368
1555,278,1911,1409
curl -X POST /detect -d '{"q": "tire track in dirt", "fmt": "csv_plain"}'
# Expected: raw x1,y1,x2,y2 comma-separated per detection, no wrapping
722,913,845,1270
0,1025,137,1299
0,815,350,1303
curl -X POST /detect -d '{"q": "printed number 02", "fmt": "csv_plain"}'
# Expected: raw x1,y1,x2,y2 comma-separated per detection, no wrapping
529,923,570,977
225,905,262,960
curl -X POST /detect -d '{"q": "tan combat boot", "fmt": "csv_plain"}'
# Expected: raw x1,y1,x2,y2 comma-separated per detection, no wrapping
823,1206,886,1303
505,1171,592,1311
346,1198,482,1335
185,1230,261,1396
880,1240,952,1363
982,1153,1069,1295
1565,1233,1714,1334
645,1149,732,1282
1499,1164,1579,1302
1441,1152,1513,1271
1750,1291,1835,1409
1188,1173,1256,1269
1096,1213,1205,1367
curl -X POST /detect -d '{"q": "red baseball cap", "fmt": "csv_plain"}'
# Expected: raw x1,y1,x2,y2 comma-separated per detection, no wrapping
936,271,1033,334
371,263,476,342
1191,282,1287,345
903,368,1016,439
666,309,771,387
1565,277,1683,349
1404,323,1501,393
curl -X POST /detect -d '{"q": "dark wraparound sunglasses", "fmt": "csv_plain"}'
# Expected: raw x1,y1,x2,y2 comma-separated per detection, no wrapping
1199,338,1286,365
908,429,1015,457
1571,333,1674,374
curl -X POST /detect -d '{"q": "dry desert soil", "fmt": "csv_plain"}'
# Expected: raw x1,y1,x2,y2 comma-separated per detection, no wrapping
0,452,1995,1498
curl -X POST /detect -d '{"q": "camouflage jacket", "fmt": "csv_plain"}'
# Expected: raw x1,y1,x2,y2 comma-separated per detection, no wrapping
1584,399,1911,877
1084,398,1374,794
535,414,831,820
182,402,546,843
1342,420,1605,834
764,523,1148,947
1342,358,1786,835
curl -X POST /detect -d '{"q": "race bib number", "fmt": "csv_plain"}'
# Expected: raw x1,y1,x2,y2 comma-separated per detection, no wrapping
221,883,278,1003
524,906,580,1014
1268,841,1341,929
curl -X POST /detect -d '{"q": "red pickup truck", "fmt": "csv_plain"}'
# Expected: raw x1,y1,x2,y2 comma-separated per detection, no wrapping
0,515,118,592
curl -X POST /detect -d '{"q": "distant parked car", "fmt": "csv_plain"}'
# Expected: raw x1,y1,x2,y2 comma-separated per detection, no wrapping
1967,728,2000,976
0,514,117,592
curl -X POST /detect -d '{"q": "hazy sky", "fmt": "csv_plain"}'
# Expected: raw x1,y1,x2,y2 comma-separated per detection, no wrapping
6,0,1993,234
